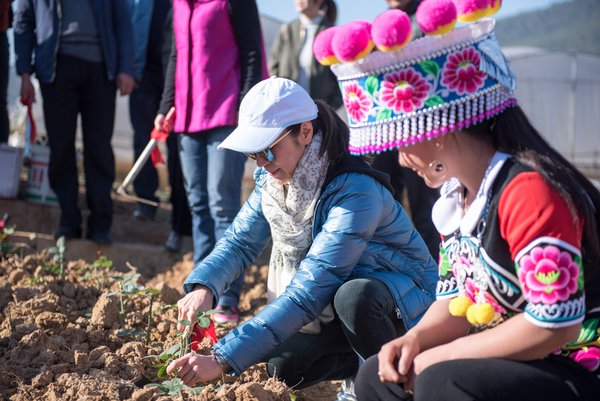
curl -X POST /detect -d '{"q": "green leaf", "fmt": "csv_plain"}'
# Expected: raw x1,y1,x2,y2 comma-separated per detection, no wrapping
365,75,379,96
143,287,161,296
198,316,211,329
116,328,138,337
424,95,444,107
290,394,298,401
160,343,181,357
376,109,393,121
419,60,439,77
156,363,168,378
189,386,203,395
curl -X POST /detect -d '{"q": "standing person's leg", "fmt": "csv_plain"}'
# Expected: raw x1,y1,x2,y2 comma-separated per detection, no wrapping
0,31,9,143
40,55,83,238
205,125,246,321
334,278,406,360
263,318,359,389
79,60,117,243
128,69,161,219
178,132,213,263
165,133,192,251
401,167,439,261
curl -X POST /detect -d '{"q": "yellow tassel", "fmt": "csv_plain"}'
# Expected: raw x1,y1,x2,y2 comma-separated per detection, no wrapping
449,296,473,317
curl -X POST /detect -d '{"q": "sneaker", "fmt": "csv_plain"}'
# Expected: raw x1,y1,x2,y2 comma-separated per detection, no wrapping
164,230,182,252
213,305,239,324
335,378,357,401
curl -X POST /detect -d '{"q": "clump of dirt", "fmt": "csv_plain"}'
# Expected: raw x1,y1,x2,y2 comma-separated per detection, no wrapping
0,248,339,400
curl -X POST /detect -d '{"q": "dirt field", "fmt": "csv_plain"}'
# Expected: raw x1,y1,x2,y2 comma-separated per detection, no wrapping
0,197,341,401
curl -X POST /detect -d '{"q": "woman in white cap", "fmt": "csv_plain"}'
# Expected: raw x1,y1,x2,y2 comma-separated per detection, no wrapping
166,77,438,392
323,11,600,401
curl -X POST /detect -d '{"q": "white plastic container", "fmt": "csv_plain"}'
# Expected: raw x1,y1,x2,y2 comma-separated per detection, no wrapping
25,144,59,206
0,144,23,199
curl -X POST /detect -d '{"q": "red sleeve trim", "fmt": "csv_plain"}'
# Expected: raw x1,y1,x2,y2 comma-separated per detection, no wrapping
497,172,583,260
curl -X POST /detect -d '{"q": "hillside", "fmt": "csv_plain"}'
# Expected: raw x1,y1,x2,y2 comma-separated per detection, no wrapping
495,0,600,55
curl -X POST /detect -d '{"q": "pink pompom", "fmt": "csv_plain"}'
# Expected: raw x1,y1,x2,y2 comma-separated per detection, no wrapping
454,0,490,22
313,26,341,66
372,10,412,52
416,0,458,36
331,21,374,62
487,0,502,16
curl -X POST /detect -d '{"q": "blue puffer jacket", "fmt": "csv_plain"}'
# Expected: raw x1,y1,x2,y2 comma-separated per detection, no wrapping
184,157,438,375
13,0,134,83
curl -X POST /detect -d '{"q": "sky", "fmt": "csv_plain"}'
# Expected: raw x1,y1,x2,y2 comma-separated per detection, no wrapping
256,0,571,25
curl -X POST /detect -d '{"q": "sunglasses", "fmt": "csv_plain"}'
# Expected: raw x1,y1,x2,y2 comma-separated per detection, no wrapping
245,130,292,162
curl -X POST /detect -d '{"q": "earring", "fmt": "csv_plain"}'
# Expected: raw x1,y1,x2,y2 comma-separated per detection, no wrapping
429,160,446,173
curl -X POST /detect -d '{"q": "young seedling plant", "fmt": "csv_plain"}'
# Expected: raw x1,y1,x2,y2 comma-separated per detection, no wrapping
107,274,163,344
84,252,113,289
145,309,219,396
0,213,14,258
46,236,66,278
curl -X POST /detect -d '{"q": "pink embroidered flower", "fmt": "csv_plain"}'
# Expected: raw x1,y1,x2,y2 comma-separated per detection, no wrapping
518,245,581,304
380,68,430,113
441,48,487,95
342,82,372,123
463,278,506,314
570,347,600,371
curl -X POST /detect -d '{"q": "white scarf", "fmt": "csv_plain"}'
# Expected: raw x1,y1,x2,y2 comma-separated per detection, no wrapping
261,132,332,334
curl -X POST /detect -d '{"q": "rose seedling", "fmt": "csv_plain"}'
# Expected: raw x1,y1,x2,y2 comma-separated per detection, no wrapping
45,236,66,278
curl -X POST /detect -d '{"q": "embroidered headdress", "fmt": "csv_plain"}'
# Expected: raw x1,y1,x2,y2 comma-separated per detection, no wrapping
314,0,516,155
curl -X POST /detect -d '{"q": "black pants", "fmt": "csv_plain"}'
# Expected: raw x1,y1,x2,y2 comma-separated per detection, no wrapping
166,132,192,236
129,66,162,209
128,65,191,235
0,31,9,143
372,150,440,260
40,54,116,236
263,278,406,389
356,354,600,401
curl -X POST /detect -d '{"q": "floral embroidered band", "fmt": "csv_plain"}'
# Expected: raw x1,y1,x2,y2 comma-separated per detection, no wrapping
331,20,517,155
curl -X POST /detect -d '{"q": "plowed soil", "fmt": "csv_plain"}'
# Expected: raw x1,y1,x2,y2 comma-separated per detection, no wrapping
0,248,339,401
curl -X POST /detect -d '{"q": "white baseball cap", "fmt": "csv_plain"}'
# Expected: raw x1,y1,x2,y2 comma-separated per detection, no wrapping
218,77,318,153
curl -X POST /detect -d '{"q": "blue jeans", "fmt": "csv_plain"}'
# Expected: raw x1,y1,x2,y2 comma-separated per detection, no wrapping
178,127,246,307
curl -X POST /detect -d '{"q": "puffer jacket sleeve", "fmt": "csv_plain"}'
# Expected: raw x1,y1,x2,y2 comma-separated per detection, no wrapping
213,174,387,374
183,173,272,303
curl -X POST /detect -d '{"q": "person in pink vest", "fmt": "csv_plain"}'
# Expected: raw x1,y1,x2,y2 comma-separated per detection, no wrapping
154,0,266,323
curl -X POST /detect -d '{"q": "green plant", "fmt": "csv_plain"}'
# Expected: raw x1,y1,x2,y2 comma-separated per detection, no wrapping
0,213,15,257
146,377,202,396
147,309,218,378
46,236,66,278
107,275,161,344
107,272,141,318
89,253,113,288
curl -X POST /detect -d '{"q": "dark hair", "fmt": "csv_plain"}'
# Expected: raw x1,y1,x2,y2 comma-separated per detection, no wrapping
286,99,349,166
321,0,337,25
468,106,600,261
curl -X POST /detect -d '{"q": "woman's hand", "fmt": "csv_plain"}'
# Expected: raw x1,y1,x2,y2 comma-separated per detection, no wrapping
405,344,453,392
176,285,214,333
377,332,421,384
20,74,35,106
167,352,223,386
